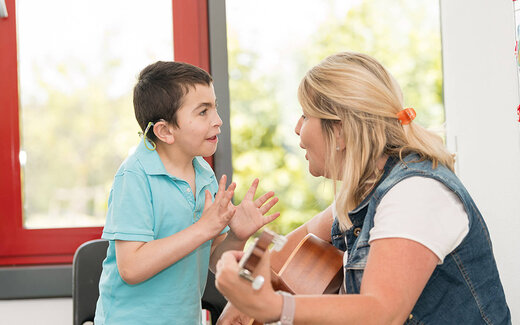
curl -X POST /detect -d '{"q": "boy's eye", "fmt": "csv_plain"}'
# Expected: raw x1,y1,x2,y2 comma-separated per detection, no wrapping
199,109,207,116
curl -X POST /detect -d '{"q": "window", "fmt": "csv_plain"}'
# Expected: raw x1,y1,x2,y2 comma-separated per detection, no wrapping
226,0,444,234
0,0,211,266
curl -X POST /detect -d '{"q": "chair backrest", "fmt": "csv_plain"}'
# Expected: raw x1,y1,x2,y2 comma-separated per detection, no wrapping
72,239,108,325
202,270,227,323
72,238,228,324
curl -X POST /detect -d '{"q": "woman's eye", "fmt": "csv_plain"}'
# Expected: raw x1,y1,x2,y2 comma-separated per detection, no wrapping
301,114,307,120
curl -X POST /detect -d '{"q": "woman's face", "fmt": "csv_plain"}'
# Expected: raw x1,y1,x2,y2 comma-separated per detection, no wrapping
295,113,328,177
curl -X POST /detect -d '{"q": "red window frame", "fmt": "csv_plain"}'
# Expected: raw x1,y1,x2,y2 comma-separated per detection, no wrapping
0,0,211,266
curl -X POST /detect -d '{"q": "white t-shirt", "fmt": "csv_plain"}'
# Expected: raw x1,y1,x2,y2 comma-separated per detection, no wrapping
368,176,469,264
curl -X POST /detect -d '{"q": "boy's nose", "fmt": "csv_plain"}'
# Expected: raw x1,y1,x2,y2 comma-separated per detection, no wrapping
214,111,223,127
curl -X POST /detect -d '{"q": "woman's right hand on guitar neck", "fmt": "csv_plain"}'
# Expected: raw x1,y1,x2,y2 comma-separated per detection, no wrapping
216,303,251,325
215,250,283,324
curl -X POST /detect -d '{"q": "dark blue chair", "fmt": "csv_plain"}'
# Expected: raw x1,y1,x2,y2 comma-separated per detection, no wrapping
72,239,227,325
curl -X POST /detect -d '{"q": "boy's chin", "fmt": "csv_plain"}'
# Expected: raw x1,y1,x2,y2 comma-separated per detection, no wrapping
200,146,218,157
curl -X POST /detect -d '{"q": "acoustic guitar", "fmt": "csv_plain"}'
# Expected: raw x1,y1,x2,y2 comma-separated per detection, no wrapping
238,229,344,325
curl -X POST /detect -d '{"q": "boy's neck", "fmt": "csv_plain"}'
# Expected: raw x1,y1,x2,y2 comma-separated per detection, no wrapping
155,143,195,181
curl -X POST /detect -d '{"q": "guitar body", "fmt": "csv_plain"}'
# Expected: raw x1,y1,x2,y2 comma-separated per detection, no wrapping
249,233,344,325
277,233,344,294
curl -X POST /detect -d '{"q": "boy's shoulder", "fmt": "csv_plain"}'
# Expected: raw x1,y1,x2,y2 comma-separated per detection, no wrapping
114,147,148,177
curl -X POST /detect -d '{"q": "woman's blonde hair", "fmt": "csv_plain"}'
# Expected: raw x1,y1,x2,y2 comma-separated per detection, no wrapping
298,52,454,231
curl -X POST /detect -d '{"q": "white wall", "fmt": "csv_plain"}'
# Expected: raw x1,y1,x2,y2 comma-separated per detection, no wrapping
441,0,520,322
0,298,72,325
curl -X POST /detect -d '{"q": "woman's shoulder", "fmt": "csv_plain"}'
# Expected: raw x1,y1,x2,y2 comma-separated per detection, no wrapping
389,153,455,181
386,176,456,201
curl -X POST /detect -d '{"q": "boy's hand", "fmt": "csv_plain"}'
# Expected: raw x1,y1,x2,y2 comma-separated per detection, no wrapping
200,175,237,237
229,179,280,240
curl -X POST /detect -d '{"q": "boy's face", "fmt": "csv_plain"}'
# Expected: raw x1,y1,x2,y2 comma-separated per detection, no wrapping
172,83,222,158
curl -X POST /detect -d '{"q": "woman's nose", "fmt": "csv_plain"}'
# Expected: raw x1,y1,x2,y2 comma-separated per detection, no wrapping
294,117,302,135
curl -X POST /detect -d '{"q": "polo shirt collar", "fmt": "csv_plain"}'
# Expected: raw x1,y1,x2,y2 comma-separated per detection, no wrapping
136,140,168,176
135,140,215,183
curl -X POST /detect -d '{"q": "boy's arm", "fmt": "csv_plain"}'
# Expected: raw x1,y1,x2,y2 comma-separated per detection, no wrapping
116,176,236,285
117,222,219,284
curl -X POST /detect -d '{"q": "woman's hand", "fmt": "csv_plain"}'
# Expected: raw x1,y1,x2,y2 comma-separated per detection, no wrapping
215,250,283,323
228,179,280,240
216,303,252,325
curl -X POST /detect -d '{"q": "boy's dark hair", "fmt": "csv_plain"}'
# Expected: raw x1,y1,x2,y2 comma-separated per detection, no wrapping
133,61,213,141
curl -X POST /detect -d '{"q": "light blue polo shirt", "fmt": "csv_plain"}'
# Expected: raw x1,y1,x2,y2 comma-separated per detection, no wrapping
94,140,227,325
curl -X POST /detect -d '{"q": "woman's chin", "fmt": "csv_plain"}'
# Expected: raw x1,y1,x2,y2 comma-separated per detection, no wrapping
308,167,323,178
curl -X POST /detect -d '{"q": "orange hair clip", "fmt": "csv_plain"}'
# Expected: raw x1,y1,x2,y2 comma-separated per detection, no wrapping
397,107,416,125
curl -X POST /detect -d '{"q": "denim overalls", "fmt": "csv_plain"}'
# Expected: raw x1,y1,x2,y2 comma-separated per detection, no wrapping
331,154,511,324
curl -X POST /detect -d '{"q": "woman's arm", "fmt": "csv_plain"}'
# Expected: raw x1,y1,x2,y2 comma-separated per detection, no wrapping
293,238,438,324
216,237,438,324
271,204,334,272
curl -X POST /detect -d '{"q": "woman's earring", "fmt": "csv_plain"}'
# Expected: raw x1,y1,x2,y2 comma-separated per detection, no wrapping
336,146,340,151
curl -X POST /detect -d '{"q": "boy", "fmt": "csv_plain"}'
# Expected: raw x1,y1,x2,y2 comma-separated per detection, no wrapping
94,61,279,325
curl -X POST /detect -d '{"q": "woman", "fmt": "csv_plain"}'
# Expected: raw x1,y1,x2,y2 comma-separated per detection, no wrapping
215,52,511,324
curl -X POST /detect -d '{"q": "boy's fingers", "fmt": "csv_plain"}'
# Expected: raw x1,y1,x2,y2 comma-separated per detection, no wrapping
219,188,234,206
227,182,237,192
203,190,212,209
227,208,236,219
259,196,278,215
219,190,235,219
254,191,275,209
215,175,227,200
263,212,280,225
244,178,259,200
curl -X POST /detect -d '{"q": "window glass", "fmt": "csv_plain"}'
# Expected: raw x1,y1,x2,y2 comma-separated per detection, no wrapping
17,0,173,228
226,0,443,234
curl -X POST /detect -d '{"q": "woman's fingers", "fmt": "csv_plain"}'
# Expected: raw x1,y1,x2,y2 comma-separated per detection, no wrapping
216,251,243,284
228,250,245,261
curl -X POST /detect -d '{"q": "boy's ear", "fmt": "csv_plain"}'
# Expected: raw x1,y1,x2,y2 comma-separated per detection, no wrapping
333,121,345,151
153,120,175,144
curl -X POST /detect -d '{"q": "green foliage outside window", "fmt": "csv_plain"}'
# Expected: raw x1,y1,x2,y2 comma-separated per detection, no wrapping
228,0,443,235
